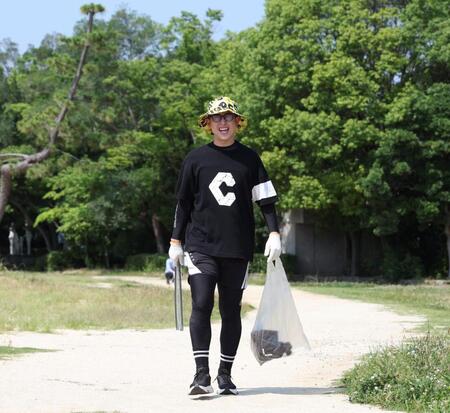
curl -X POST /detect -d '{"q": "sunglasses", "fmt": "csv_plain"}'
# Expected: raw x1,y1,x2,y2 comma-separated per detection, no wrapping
209,113,237,123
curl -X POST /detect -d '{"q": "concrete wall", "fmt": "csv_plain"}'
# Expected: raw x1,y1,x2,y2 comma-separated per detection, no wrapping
281,208,382,277
295,223,347,276
280,209,304,255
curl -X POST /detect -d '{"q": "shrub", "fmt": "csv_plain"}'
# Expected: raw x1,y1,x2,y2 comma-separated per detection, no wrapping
31,255,47,271
250,253,297,279
45,249,85,271
381,250,424,282
46,251,68,271
0,260,9,272
343,334,450,413
125,253,167,272
125,253,298,278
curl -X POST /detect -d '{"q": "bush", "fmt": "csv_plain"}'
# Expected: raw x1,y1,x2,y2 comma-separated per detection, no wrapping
46,251,69,271
125,253,167,272
31,255,47,271
125,253,298,278
381,250,424,282
0,260,9,272
343,334,450,413
250,253,297,279
31,250,84,271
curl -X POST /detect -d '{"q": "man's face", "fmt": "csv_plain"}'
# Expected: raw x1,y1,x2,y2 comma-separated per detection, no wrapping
208,112,240,142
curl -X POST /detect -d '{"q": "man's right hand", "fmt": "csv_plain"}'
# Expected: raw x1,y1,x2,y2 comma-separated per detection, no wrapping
169,239,184,265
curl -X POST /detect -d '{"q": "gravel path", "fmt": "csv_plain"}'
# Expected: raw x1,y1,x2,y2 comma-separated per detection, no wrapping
0,276,424,413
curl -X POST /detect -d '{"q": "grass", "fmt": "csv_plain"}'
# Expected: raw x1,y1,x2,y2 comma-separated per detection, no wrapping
0,345,54,359
342,334,450,413
290,281,450,412
0,271,252,332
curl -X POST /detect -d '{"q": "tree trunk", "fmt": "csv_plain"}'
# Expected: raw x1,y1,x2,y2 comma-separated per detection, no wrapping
445,205,450,279
0,165,12,223
380,235,390,252
9,198,53,252
38,226,53,253
345,232,352,276
350,230,361,277
83,235,90,268
152,213,166,253
104,246,110,268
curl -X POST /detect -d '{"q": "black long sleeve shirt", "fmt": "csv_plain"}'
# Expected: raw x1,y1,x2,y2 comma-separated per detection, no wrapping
171,140,279,261
173,200,279,241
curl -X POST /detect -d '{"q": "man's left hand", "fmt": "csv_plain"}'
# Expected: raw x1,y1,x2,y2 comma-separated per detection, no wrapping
264,232,281,262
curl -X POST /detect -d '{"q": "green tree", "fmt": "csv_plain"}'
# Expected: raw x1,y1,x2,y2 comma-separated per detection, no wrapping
32,8,220,260
0,4,103,235
200,0,449,276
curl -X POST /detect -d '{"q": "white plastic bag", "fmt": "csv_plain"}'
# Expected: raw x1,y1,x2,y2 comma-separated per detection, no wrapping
251,258,310,365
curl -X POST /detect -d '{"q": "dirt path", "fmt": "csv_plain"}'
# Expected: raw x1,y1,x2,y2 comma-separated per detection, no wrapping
0,276,424,413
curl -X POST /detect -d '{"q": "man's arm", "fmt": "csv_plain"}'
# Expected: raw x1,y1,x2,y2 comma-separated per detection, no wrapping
169,199,192,263
170,155,195,260
171,199,192,244
260,202,282,262
260,203,279,234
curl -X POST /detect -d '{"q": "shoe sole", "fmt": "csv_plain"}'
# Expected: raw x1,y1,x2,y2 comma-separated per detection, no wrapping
217,388,238,395
189,385,214,396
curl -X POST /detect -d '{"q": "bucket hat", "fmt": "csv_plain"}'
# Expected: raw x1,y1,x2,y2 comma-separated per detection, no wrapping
198,96,247,130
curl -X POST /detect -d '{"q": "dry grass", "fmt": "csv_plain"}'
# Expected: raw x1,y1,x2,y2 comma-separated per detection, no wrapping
0,272,252,332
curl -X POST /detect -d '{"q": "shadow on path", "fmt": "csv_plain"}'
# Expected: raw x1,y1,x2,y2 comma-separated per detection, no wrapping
238,386,344,396
192,386,344,400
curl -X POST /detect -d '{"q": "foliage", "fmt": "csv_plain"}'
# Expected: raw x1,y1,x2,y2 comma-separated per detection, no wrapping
342,334,450,413
125,253,167,272
80,4,105,15
250,253,297,278
124,252,298,278
381,249,424,282
0,1,448,275
35,132,173,261
45,250,84,271
189,0,449,278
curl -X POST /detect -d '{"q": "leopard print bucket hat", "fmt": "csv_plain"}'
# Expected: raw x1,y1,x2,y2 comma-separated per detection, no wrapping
198,96,247,130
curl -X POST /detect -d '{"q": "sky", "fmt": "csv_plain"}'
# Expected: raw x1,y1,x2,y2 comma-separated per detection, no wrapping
0,0,266,53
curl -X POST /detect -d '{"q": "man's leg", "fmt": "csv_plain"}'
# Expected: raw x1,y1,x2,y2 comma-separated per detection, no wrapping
188,274,216,370
184,251,218,395
215,258,248,395
217,284,244,373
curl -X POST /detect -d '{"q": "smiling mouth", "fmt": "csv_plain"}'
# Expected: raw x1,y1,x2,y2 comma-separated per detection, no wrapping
219,127,229,133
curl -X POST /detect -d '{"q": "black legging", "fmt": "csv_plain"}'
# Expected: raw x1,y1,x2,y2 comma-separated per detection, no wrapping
189,274,244,371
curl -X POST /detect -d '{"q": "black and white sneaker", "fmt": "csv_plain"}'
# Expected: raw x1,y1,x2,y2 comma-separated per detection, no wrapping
216,368,238,395
188,367,214,395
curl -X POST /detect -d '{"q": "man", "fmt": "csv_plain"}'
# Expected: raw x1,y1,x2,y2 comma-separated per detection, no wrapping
168,96,281,395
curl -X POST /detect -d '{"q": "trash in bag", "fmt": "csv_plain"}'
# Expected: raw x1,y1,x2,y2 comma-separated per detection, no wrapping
251,258,310,365
250,329,292,363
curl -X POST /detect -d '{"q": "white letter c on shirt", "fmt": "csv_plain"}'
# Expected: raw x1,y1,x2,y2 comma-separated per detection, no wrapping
209,172,236,206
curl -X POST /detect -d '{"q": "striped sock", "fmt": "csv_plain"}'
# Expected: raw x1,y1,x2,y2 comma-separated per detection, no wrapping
193,349,209,370
219,352,235,373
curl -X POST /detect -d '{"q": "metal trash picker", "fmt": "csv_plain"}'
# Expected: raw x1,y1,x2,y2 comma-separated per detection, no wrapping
174,260,183,331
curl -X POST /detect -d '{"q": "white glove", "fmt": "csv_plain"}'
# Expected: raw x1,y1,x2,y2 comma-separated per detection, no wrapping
168,242,184,265
264,232,281,262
